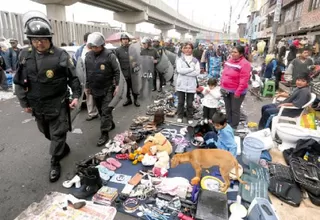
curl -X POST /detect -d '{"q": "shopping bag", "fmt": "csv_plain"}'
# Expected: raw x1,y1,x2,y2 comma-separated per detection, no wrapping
300,107,317,130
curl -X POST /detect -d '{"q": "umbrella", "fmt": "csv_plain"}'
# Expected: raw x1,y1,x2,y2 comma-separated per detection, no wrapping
105,32,135,43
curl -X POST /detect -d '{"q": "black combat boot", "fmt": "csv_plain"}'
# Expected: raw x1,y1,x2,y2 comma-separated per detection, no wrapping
123,99,132,106
110,121,116,130
97,132,109,147
49,157,61,182
134,99,140,107
70,171,101,199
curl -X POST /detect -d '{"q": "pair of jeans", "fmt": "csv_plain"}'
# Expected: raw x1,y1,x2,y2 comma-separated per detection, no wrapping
223,93,245,129
177,91,194,120
203,107,216,120
258,103,279,129
153,70,164,90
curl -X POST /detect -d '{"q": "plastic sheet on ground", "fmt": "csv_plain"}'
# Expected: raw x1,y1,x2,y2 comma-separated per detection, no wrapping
14,192,117,220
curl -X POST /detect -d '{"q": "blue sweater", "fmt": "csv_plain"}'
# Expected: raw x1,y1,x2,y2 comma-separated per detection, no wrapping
207,124,237,157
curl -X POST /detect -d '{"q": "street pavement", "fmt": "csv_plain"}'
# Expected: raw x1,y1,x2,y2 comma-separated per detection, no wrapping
0,88,269,220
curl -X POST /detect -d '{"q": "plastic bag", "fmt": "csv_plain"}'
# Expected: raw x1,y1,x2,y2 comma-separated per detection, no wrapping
300,107,317,129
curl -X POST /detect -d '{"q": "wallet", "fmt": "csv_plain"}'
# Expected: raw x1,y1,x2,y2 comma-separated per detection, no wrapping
128,173,143,186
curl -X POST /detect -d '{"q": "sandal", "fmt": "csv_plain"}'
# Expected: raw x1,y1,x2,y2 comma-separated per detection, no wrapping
100,161,116,171
116,153,129,160
106,158,122,168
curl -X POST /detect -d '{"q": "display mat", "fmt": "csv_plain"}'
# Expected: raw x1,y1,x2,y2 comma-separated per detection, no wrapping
104,123,242,219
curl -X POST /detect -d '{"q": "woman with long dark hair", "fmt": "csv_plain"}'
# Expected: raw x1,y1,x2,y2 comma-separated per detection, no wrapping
220,45,251,129
175,42,200,124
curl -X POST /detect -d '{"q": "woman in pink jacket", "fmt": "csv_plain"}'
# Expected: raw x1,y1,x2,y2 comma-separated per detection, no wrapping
220,45,251,129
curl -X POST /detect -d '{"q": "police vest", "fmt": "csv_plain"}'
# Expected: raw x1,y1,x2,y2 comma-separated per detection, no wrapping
21,47,68,116
85,49,115,96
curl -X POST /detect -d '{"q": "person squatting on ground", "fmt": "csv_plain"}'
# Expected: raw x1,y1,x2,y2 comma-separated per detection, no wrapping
85,32,120,147
14,12,81,182
176,42,200,125
203,112,237,157
220,45,251,129
250,70,262,95
258,73,311,129
116,33,140,107
201,78,221,124
74,32,99,121
140,37,161,92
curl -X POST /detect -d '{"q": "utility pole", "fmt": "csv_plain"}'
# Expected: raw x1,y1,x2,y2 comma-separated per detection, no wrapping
268,0,282,53
228,6,232,42
176,0,179,14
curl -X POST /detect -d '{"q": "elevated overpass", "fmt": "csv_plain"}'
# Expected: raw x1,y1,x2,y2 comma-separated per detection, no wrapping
32,0,221,40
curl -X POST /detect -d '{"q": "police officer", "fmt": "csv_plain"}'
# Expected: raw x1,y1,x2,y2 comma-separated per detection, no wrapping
14,11,81,182
164,38,175,53
116,33,140,107
85,32,120,147
141,37,161,92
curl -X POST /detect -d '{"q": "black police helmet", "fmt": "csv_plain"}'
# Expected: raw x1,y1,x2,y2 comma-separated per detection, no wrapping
25,19,53,38
120,33,130,40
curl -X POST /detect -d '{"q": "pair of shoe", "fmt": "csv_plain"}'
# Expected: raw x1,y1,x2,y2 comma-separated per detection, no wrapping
177,118,193,125
152,88,162,92
123,99,140,107
96,121,116,147
86,115,98,121
49,143,71,182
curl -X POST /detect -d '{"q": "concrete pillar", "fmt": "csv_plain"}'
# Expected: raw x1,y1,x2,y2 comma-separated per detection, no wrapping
126,23,137,36
178,31,188,42
154,24,175,41
46,4,66,20
31,0,78,20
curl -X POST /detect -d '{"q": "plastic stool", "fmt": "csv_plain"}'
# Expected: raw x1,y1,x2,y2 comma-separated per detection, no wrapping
262,80,275,97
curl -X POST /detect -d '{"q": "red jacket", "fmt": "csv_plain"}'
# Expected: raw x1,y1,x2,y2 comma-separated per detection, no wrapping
221,57,251,96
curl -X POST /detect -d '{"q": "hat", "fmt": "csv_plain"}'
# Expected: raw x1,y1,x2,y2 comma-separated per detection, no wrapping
87,32,105,47
9,38,17,43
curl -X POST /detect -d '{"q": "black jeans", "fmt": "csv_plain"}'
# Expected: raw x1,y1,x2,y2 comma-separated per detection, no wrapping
223,93,245,129
177,91,194,120
153,70,164,90
0,70,8,90
125,78,138,100
203,106,217,120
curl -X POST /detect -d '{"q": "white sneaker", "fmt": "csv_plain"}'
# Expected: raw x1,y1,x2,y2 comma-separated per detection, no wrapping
177,118,182,123
188,120,193,125
204,119,208,124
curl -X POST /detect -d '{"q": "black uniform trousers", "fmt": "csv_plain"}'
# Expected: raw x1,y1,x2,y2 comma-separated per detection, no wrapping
35,105,69,158
153,70,164,90
125,77,138,100
93,86,114,134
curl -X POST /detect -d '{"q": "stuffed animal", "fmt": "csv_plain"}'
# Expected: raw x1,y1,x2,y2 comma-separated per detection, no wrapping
139,141,155,155
144,132,173,155
128,150,144,165
152,151,170,177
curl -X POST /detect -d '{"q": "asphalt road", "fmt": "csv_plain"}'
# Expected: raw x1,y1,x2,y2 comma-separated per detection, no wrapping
0,89,267,220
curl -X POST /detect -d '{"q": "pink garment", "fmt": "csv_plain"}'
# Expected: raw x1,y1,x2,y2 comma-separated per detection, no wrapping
293,39,300,47
221,57,251,97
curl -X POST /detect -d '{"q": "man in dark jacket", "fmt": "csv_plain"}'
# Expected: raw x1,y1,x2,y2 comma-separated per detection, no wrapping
74,32,99,121
116,33,140,107
164,38,175,53
85,32,120,146
14,12,81,182
193,43,204,62
141,37,161,92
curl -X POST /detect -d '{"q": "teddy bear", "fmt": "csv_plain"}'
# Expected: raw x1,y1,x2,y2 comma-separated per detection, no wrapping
144,132,172,155
152,151,170,177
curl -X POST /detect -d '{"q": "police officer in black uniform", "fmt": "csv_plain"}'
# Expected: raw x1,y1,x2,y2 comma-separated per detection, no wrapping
164,38,175,53
115,33,140,107
152,36,166,88
14,12,81,182
85,32,120,147
140,37,161,92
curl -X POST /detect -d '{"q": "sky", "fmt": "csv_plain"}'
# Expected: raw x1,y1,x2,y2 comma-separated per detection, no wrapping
0,0,249,37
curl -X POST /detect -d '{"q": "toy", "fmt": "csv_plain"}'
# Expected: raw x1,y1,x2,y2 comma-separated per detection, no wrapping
139,141,156,155
152,151,170,177
145,132,173,155
129,150,144,165
142,154,157,166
